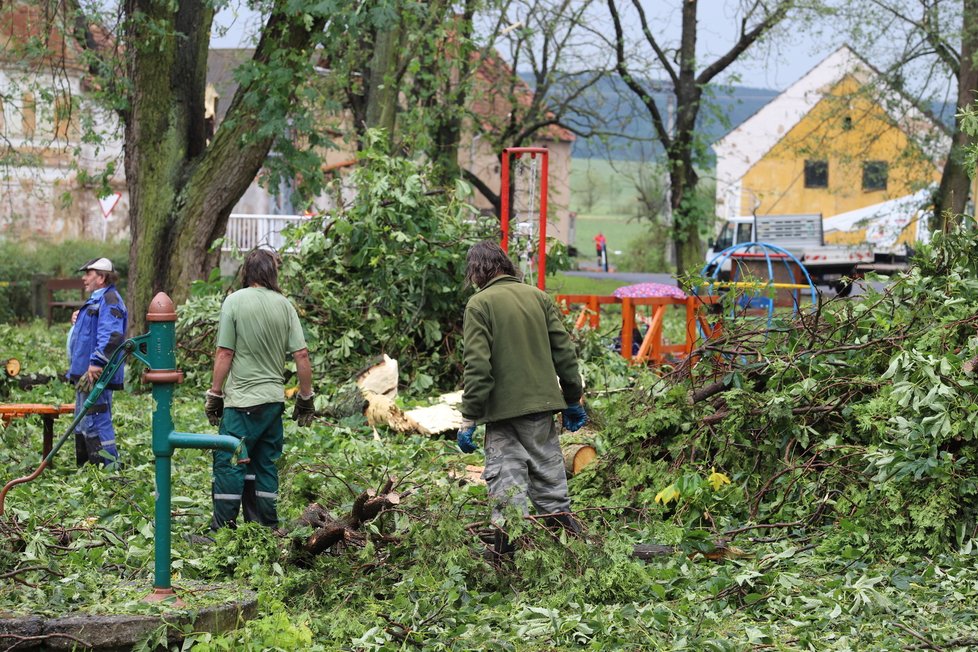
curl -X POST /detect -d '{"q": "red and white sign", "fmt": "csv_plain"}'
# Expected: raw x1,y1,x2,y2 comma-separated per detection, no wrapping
98,192,122,218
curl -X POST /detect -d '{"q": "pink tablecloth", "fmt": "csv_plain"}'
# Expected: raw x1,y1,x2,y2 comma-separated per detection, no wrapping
612,282,687,300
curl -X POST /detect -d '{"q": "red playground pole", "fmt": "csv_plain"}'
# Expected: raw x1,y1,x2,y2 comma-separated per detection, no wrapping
499,147,549,290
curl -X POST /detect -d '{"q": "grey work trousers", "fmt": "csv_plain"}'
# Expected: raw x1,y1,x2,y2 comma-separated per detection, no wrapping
481,411,572,525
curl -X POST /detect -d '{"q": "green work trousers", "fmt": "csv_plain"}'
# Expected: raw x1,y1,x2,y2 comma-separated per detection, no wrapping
211,402,284,529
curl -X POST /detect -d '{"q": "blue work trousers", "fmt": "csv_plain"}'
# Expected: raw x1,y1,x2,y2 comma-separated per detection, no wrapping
73,390,119,467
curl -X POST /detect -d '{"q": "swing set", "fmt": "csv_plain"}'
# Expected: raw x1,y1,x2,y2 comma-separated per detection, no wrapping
500,147,549,289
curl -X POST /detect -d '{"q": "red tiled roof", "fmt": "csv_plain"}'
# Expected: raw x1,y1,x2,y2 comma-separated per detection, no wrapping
0,1,115,76
0,2,88,71
470,49,575,143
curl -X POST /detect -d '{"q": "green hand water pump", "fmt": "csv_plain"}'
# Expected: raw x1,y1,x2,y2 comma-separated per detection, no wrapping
0,293,249,603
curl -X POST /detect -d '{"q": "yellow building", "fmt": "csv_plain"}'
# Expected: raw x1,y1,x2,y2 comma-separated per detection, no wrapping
715,46,948,234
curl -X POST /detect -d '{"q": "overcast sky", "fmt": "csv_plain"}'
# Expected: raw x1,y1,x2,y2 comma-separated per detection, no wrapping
207,4,886,93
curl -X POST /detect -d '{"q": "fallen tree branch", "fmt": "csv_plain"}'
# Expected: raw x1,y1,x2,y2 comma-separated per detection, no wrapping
292,479,402,556
701,404,835,426
0,565,58,580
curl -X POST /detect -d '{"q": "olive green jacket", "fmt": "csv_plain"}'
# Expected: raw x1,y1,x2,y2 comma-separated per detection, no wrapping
461,275,583,424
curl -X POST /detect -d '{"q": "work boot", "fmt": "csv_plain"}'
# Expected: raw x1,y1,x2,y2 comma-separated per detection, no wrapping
83,433,104,465
543,513,582,536
74,433,87,467
483,529,516,566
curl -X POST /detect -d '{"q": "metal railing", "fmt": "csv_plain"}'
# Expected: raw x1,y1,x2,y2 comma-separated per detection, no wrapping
222,214,311,253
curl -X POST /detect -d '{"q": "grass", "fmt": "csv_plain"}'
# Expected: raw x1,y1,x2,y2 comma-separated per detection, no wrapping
570,159,660,217
546,272,626,297
569,159,664,271
572,214,651,268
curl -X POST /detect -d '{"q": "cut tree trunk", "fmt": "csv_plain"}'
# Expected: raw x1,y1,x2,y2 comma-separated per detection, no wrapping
562,443,597,475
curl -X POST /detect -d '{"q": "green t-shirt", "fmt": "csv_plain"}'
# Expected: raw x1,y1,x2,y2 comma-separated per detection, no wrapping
216,287,307,408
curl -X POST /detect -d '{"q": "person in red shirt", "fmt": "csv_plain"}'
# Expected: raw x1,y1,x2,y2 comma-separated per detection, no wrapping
594,233,608,271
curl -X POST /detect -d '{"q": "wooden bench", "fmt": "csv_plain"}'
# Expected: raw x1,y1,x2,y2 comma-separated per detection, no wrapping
46,278,86,327
0,403,76,463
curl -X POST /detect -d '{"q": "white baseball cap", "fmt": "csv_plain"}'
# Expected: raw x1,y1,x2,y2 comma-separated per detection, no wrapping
78,257,114,272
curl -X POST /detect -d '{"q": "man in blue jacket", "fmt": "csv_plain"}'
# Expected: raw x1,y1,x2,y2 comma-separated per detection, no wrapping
68,257,128,468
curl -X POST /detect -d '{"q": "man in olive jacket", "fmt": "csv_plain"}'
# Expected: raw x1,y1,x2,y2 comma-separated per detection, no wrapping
458,241,587,560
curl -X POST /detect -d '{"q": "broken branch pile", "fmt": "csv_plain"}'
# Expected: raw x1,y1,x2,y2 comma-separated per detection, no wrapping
293,479,404,556
577,232,978,554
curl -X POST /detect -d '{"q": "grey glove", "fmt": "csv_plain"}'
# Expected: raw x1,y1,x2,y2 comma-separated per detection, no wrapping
293,393,316,427
204,390,224,426
76,373,95,393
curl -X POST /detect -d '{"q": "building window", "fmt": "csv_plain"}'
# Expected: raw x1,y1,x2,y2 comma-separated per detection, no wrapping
804,160,828,188
862,161,888,191
21,92,35,138
55,94,75,140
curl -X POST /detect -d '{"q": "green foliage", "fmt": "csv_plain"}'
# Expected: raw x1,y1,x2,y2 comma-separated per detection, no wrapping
175,137,492,396
4,288,978,649
617,227,672,273
277,132,491,393
578,228,978,557
185,606,319,652
0,239,129,323
174,271,231,387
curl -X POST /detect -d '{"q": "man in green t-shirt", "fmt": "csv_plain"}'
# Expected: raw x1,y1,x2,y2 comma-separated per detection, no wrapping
203,248,315,530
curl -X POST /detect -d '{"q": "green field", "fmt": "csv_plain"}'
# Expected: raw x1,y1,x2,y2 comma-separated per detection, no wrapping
569,159,666,271
570,159,659,218
571,214,650,268
547,272,626,296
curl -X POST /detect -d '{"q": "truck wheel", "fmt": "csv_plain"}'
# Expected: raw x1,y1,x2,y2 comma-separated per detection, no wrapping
833,279,853,297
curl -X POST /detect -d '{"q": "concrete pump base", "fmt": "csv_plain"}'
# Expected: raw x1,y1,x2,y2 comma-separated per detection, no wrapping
0,585,257,650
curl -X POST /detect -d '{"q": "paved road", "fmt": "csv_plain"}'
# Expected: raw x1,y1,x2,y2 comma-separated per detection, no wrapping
562,270,677,285
563,269,883,298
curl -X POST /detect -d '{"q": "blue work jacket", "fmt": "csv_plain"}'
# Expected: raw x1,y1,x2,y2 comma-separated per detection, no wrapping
68,284,128,390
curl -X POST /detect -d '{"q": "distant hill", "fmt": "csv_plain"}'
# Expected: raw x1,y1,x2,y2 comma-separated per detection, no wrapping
532,75,954,162
536,76,779,161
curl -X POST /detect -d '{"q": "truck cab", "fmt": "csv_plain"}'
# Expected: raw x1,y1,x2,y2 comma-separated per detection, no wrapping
707,217,755,268
706,214,874,294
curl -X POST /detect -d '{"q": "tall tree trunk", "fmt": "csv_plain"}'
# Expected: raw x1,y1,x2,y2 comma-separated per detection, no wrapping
429,2,475,186
124,1,326,333
365,23,403,137
669,124,703,274
607,0,790,277
670,162,703,274
124,0,214,332
671,0,703,274
934,0,978,229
